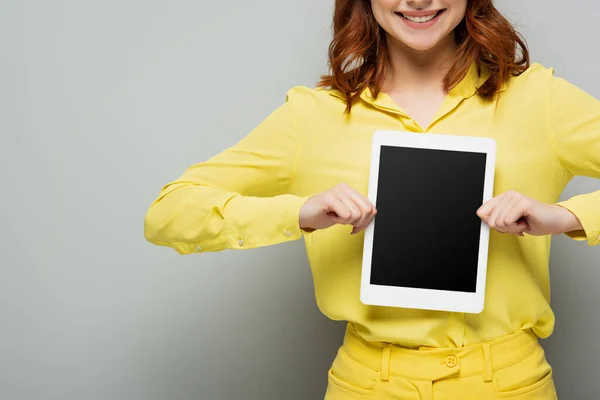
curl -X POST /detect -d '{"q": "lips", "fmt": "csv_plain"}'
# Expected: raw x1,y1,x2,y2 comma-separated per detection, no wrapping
396,9,446,23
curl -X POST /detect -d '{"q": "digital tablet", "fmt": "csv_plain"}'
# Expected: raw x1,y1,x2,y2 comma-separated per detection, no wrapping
360,130,496,314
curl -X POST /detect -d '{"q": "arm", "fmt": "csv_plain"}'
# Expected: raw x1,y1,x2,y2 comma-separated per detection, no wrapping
144,89,310,255
550,73,600,246
477,70,600,243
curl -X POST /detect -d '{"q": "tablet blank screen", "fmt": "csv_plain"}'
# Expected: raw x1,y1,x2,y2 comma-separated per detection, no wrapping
370,145,487,293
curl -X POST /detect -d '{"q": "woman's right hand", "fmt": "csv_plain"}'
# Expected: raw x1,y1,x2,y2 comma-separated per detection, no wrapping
299,183,377,234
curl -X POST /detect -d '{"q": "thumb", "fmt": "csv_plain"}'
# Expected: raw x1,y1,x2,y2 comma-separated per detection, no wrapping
516,219,530,232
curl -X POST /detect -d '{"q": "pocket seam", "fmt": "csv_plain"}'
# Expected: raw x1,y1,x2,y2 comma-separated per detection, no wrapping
494,345,538,372
342,347,379,372
494,370,553,398
327,368,375,396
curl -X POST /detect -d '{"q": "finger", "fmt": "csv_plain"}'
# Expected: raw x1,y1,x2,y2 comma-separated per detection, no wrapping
477,199,501,225
515,220,530,236
338,184,376,231
338,184,375,214
477,195,501,219
488,194,513,232
332,188,362,225
501,195,531,235
495,194,523,234
324,194,353,225
351,207,378,234
361,207,378,231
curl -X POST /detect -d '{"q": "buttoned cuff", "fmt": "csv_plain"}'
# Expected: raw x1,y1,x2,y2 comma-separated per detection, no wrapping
556,192,600,246
219,193,312,251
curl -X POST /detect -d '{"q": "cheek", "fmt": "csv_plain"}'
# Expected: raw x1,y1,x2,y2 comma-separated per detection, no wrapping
371,0,397,8
451,12,467,31
447,0,467,8
442,2,467,32
370,1,393,31
450,0,467,21
370,0,398,18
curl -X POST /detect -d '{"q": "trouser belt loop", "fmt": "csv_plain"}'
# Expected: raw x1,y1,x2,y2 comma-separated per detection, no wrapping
380,345,392,382
482,343,493,382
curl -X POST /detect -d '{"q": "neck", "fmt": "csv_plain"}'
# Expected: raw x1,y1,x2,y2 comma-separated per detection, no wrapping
383,33,457,94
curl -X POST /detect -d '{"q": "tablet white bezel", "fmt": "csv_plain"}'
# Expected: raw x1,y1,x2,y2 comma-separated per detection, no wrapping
360,130,496,314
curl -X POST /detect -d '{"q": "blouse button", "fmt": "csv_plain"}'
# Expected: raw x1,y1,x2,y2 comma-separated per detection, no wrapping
445,356,458,368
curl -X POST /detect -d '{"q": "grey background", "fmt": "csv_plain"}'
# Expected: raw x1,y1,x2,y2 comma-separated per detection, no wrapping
0,1,598,399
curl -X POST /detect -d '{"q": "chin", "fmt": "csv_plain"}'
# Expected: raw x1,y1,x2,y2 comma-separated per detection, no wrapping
404,40,439,52
397,36,443,52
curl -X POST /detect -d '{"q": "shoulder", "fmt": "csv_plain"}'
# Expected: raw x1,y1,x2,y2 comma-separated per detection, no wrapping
504,62,596,102
504,62,556,92
500,62,575,105
284,85,346,112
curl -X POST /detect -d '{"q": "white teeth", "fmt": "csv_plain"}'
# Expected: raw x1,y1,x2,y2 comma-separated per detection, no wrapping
401,13,438,23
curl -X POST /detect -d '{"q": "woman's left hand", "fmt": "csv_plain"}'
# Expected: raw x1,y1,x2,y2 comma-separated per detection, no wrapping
476,191,583,236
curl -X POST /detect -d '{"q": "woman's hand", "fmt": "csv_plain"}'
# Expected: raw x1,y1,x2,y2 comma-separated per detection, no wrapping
476,191,583,236
299,183,377,234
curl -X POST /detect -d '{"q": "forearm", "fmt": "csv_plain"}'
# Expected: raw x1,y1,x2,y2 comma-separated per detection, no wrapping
554,204,584,233
144,183,310,254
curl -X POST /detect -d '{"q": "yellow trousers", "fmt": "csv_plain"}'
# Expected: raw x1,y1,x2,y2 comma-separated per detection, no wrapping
325,323,557,399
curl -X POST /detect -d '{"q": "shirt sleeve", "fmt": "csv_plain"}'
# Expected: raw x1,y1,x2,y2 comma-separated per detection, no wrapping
548,73,600,246
144,88,312,255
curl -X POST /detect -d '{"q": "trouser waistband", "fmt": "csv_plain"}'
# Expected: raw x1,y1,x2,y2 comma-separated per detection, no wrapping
342,323,540,382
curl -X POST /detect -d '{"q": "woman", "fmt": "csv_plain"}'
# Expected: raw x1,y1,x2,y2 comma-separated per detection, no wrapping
144,0,600,398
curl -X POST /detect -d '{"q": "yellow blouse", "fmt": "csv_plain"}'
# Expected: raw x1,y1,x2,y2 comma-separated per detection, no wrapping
144,63,600,348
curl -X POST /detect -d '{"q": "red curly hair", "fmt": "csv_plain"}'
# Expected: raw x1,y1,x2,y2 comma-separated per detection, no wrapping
318,0,530,113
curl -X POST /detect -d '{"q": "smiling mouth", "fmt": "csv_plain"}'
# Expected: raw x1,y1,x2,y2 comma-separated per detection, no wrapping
396,9,446,23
